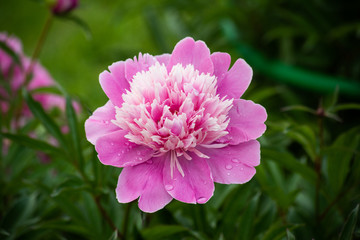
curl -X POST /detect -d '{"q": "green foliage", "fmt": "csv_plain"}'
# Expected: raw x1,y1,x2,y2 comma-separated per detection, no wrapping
1,0,360,240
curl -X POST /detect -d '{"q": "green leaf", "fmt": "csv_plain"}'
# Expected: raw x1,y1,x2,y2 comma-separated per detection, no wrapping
262,223,301,240
0,40,22,67
51,176,89,197
261,148,317,183
326,127,360,195
30,86,62,95
0,132,65,156
339,205,359,240
58,15,92,40
287,229,296,240
22,89,66,148
281,105,316,114
141,225,191,240
66,95,84,168
235,192,261,240
286,125,317,161
333,103,360,112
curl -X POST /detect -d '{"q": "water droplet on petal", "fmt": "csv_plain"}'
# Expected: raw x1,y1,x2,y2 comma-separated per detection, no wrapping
121,150,125,154
165,185,174,191
117,153,121,156
203,181,207,185
136,151,141,155
197,197,207,204
146,160,153,164
225,164,233,170
227,172,230,176
231,158,240,163
139,157,143,161
125,142,129,146
240,167,244,171
110,142,114,146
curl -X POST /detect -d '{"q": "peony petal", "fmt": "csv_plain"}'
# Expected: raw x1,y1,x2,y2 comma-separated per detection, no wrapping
167,37,213,74
155,53,171,67
95,130,154,167
116,157,172,212
210,52,231,82
163,153,214,204
201,140,260,184
99,69,128,107
217,58,253,99
125,53,157,82
84,101,118,145
218,99,267,145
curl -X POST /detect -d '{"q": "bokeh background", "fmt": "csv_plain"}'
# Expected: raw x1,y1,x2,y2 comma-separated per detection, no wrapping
1,0,360,239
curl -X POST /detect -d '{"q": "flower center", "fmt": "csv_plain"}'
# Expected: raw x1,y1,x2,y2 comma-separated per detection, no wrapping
112,63,233,176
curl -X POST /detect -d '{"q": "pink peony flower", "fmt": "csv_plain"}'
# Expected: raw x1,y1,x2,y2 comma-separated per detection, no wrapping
85,37,267,213
0,32,71,116
51,0,79,15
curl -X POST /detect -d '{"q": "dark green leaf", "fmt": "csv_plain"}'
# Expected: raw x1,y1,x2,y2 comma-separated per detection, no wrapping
286,125,317,161
339,205,359,240
287,229,296,240
141,225,190,240
262,223,301,240
22,89,66,148
66,95,84,168
0,132,65,156
262,148,317,183
0,40,22,67
326,127,360,195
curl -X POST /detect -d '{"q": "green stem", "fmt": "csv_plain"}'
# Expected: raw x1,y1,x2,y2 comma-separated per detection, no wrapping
25,13,53,86
315,105,324,221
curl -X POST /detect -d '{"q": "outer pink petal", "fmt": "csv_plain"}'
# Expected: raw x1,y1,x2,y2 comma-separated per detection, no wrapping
125,53,157,82
116,157,172,213
163,154,214,204
210,52,231,82
84,101,118,145
200,140,260,184
100,62,129,107
217,58,253,99
95,130,154,167
167,37,213,74
218,99,267,145
155,53,171,66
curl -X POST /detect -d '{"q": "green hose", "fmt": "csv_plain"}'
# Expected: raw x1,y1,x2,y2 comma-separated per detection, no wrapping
221,19,360,99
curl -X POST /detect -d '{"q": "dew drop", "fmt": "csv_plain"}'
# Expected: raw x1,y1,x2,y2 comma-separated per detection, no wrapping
139,157,143,161
225,164,233,170
146,160,153,164
136,151,141,155
124,142,129,146
165,185,174,191
121,150,125,154
231,158,240,163
110,142,114,146
227,172,230,176
203,181,207,185
240,167,244,171
117,153,121,156
197,197,207,204
105,120,109,124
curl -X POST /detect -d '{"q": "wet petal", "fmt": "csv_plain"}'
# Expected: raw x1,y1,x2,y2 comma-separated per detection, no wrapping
201,140,260,184
163,153,214,204
218,99,267,145
95,130,154,167
217,58,252,99
84,101,118,145
167,37,213,74
116,157,172,212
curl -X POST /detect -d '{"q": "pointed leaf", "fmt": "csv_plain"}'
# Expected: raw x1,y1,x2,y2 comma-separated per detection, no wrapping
22,89,66,148
339,205,359,240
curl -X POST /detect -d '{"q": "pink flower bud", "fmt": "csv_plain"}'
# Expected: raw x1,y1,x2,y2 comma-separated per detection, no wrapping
51,0,78,15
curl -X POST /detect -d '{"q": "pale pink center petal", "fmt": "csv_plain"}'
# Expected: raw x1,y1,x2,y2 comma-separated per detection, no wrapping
111,62,233,177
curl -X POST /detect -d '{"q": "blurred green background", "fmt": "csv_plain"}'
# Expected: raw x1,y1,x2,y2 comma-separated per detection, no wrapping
1,0,360,239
